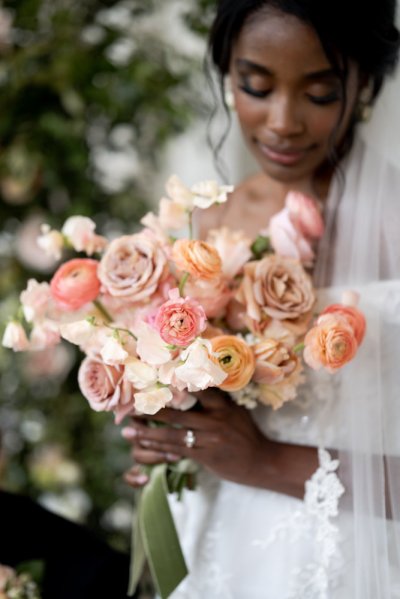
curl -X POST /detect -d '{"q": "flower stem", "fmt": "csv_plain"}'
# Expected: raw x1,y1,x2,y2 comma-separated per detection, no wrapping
293,342,305,354
93,299,113,323
179,272,189,297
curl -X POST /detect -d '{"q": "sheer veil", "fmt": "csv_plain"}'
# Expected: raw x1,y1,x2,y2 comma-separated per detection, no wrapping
313,3,400,595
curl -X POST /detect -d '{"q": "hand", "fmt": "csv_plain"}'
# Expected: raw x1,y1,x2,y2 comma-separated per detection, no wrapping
122,389,271,488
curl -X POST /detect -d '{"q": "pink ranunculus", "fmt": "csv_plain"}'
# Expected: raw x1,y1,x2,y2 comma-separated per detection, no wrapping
78,357,135,424
98,234,168,301
285,191,324,239
62,216,107,256
269,207,315,264
154,288,207,347
50,258,101,311
2,321,29,351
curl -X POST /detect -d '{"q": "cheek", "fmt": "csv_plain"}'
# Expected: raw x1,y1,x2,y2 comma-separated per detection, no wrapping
306,107,343,145
234,95,265,131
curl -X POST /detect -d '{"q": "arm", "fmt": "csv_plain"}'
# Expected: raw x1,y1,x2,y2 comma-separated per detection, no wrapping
123,389,319,500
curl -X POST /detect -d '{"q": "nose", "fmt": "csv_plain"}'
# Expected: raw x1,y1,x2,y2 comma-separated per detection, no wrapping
265,94,304,138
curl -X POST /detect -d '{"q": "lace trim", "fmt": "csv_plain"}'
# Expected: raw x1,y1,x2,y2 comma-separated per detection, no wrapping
253,448,345,599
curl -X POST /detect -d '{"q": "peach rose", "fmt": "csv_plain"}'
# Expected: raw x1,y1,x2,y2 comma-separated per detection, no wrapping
50,258,101,311
237,255,315,331
211,335,256,392
172,239,222,281
252,339,299,385
303,313,358,372
320,303,366,346
98,234,168,301
154,288,207,347
78,357,135,423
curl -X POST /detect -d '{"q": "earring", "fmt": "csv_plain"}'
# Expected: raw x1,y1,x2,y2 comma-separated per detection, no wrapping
357,83,373,122
224,77,235,111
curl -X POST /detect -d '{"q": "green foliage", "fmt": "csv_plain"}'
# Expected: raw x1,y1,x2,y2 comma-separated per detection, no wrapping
0,0,215,558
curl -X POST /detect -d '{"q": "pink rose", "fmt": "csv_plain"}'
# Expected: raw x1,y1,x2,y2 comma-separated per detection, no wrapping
50,258,101,311
269,208,315,264
98,234,168,301
78,357,135,424
285,191,324,239
154,288,207,347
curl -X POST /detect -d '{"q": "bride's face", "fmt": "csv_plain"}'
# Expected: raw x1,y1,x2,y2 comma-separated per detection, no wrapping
229,8,361,184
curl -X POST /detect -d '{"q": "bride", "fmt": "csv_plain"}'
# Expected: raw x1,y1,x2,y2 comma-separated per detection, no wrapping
124,1,400,597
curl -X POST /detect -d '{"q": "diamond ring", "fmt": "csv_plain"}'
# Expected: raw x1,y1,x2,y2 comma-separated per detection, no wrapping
184,429,196,449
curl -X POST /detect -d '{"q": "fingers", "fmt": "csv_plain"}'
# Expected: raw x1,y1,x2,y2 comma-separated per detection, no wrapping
123,465,149,488
132,445,181,464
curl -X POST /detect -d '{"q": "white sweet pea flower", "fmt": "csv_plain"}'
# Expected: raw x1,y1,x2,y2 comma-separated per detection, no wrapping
2,321,30,351
190,180,234,210
59,319,97,346
165,175,194,209
174,338,227,392
124,357,158,389
135,322,171,365
20,279,52,322
100,336,130,365
62,216,107,255
134,385,173,415
37,224,64,260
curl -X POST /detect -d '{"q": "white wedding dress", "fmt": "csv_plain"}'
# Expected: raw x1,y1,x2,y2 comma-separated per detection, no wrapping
165,132,400,599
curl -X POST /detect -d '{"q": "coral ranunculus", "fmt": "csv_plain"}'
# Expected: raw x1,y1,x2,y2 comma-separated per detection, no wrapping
172,239,222,280
320,304,366,346
50,258,101,311
303,313,358,372
211,335,256,392
154,288,207,347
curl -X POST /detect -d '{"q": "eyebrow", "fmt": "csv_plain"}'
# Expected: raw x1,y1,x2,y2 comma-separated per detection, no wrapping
235,58,338,81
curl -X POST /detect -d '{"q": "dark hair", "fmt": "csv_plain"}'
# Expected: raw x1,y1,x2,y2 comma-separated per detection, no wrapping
208,0,400,173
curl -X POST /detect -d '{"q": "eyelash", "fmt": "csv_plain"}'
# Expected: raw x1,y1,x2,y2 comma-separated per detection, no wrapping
239,84,341,106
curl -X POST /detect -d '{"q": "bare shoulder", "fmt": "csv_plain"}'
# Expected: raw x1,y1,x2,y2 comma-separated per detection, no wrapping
195,172,285,239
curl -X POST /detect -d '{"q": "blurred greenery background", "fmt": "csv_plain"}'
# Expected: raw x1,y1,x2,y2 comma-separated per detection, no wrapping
0,0,217,567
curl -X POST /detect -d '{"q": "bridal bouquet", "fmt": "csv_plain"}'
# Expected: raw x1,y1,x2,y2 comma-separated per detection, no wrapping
2,176,366,598
0,564,41,599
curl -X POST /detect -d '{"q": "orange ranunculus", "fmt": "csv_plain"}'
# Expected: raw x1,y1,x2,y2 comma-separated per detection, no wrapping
211,335,256,392
303,313,358,373
50,258,101,311
172,239,222,281
320,304,366,346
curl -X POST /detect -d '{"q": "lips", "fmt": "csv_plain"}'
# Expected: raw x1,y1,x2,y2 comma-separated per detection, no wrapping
257,141,311,166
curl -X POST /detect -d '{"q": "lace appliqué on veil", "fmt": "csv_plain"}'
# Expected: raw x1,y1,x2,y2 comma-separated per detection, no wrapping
253,448,345,599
